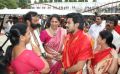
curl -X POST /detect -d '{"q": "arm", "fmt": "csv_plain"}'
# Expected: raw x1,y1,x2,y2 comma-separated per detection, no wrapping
64,60,86,73
28,51,50,73
108,58,118,74
39,56,50,73
108,49,118,74
87,60,94,74
118,58,120,65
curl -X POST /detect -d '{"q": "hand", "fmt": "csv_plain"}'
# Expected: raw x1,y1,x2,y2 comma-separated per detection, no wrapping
47,53,54,59
60,68,65,74
55,54,62,61
110,49,118,58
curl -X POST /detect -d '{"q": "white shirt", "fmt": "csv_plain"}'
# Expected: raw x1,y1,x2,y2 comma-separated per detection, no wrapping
112,30,120,52
26,29,45,53
88,22,105,49
4,22,13,33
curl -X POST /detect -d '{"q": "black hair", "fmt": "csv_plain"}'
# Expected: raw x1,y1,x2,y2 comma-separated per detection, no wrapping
47,14,60,27
106,16,118,27
96,15,103,20
99,30,116,49
24,11,38,22
3,23,27,66
66,13,84,30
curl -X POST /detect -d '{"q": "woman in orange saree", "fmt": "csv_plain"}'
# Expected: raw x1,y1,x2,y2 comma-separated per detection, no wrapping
88,30,118,74
40,14,66,74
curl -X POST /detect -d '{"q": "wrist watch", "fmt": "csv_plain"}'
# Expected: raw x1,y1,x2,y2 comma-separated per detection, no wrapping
41,52,47,58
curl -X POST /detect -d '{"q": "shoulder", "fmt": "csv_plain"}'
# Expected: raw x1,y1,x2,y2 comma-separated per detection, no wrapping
40,29,47,34
23,50,35,57
90,24,96,28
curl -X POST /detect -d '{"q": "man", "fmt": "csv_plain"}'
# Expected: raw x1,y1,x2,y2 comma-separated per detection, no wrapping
88,16,105,49
106,16,120,52
24,11,46,56
61,13,93,74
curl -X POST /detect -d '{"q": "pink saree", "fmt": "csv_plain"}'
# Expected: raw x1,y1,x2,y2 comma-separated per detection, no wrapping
40,27,66,74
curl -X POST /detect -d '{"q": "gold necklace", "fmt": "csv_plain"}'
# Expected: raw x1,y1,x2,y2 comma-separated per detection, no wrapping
49,27,57,36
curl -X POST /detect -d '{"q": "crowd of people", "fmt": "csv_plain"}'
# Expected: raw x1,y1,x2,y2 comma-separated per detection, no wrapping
0,11,120,74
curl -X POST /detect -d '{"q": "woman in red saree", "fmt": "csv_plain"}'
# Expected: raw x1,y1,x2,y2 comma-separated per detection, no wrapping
88,30,118,74
40,14,66,74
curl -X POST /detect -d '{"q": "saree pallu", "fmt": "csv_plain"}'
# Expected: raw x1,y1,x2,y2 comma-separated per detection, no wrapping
44,27,66,74
90,48,113,74
62,30,93,74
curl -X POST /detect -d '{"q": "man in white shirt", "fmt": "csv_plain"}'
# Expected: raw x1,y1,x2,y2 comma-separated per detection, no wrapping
88,16,106,49
24,11,46,57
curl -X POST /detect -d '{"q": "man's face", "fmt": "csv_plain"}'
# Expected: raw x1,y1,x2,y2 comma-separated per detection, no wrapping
65,18,75,33
96,17,102,25
106,21,114,31
31,16,40,29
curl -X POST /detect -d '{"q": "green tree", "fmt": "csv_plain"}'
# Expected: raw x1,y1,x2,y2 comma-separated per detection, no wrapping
54,0,57,2
93,0,96,2
58,0,62,2
78,0,84,2
0,0,17,9
44,0,48,3
49,0,53,2
65,0,69,2
39,0,43,3
18,0,28,8
74,0,77,2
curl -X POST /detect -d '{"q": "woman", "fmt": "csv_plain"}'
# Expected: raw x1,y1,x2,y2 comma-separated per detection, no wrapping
4,23,49,74
88,30,118,74
40,14,66,74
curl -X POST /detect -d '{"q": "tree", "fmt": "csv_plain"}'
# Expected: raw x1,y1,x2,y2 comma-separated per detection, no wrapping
54,0,58,2
58,0,62,2
17,0,28,8
65,0,68,2
65,0,69,2
44,0,48,3
49,0,53,2
78,0,84,2
93,0,96,2
0,0,17,9
74,0,77,2
39,0,43,3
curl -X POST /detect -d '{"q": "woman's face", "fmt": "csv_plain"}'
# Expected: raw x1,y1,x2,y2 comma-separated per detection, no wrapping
50,17,60,29
97,35,104,45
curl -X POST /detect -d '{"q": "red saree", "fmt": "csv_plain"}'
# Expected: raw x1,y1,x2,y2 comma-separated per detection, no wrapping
90,48,113,74
62,30,93,74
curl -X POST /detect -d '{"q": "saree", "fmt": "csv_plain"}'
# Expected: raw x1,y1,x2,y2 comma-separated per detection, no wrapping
90,48,113,74
40,27,66,74
62,30,93,74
